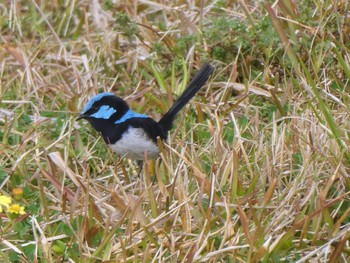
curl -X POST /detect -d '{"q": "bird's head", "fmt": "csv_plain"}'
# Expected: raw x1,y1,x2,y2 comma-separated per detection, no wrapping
77,92,129,129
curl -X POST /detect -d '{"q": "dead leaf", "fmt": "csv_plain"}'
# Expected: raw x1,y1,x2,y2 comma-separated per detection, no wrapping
6,46,28,69
212,82,271,97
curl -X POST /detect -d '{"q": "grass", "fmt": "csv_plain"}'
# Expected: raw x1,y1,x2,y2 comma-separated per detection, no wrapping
0,0,350,262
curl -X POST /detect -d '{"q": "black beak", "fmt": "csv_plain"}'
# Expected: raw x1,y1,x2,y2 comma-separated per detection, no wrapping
76,114,87,121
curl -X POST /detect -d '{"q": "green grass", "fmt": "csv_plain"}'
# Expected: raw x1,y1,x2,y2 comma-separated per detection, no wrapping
1,0,350,262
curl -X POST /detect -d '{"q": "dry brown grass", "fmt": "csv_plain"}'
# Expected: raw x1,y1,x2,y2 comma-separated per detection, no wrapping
0,0,349,262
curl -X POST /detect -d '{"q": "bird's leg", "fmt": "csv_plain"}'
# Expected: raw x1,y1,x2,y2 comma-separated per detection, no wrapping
137,160,143,177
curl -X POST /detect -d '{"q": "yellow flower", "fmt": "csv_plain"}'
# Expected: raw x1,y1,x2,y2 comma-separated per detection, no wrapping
7,204,26,215
12,188,24,201
0,194,12,212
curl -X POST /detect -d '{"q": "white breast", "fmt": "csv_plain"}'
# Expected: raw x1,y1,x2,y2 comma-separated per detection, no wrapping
108,127,160,160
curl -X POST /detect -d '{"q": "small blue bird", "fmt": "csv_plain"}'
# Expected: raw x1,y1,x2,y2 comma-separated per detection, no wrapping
77,63,214,160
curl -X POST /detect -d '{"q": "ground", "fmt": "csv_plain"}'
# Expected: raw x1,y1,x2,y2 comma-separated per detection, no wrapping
0,0,349,262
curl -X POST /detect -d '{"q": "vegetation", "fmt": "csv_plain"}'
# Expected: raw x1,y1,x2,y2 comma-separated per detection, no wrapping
0,0,349,262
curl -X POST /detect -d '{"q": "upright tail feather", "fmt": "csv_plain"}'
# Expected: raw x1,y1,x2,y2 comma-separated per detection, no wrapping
158,63,214,133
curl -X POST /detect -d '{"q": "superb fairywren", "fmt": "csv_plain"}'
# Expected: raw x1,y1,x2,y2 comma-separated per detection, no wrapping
77,63,214,160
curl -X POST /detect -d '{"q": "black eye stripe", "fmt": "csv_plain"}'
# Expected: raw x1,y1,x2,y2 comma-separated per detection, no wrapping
85,98,116,114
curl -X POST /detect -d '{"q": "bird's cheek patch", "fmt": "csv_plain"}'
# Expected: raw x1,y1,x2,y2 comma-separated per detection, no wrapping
90,105,117,119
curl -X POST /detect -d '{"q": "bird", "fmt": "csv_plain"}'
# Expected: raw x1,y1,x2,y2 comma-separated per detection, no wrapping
77,63,214,161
